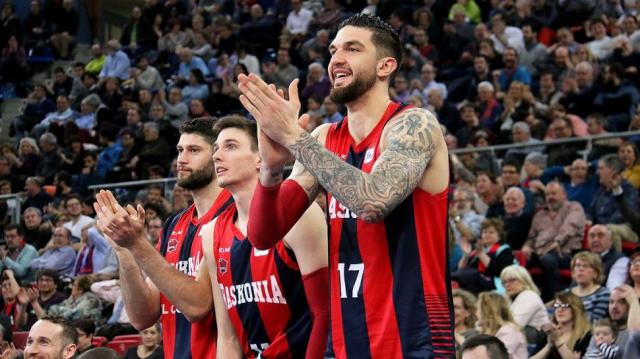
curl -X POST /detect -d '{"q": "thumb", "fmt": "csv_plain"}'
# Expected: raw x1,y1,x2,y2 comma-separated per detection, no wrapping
137,204,146,222
288,78,301,108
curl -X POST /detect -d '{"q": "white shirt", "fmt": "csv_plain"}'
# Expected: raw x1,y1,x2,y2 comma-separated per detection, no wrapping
64,215,94,242
588,36,614,60
286,8,313,35
491,26,524,54
604,254,630,291
510,289,551,330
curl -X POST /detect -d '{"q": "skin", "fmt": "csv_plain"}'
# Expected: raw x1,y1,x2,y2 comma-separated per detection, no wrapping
24,320,77,359
238,25,448,223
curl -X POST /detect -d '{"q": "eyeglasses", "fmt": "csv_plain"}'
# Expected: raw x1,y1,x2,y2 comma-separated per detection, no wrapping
573,262,592,269
502,278,518,285
553,303,571,309
631,259,640,266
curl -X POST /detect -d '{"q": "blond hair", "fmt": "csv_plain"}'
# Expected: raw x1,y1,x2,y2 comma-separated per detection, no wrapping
571,251,605,285
500,265,541,295
453,289,478,329
478,291,517,336
553,292,591,350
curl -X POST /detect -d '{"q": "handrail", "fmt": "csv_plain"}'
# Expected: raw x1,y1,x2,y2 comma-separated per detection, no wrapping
449,130,640,155
0,193,23,225
88,177,177,191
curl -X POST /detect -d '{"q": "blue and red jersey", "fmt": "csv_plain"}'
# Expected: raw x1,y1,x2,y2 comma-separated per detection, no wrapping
213,204,311,358
157,189,233,359
324,102,455,358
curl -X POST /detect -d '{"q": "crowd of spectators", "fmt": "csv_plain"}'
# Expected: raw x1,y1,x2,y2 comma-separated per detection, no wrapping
0,0,638,357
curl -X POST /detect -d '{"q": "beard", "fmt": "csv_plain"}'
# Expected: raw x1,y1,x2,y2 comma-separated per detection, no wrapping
329,68,377,104
177,161,216,190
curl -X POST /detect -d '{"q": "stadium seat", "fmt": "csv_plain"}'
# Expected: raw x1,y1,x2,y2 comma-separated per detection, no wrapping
13,331,28,350
112,334,141,342
105,340,139,355
92,336,108,347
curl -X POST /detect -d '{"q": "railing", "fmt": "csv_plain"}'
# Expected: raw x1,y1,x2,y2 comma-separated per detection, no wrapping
449,130,640,158
0,193,23,225
88,178,177,202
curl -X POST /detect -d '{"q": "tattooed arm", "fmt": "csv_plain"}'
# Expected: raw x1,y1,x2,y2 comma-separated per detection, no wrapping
288,107,439,223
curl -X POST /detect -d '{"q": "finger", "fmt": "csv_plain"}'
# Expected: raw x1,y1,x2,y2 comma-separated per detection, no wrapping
106,190,129,217
277,88,285,99
249,73,285,103
95,191,112,215
125,204,137,217
238,82,267,114
239,94,264,120
137,204,146,222
288,78,301,107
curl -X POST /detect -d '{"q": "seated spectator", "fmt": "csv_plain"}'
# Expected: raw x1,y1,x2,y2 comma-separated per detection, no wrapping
161,87,189,124
33,95,76,139
630,253,640,298
450,188,484,251
49,0,78,60
97,77,123,112
498,82,533,140
523,181,586,301
129,122,171,179
592,284,640,357
1,272,26,331
455,104,482,147
48,275,102,322
131,56,163,92
476,81,503,128
22,177,52,214
123,323,164,359
0,224,38,282
0,154,24,194
502,187,533,250
0,35,30,86
92,279,137,339
453,218,515,294
566,252,610,322
321,97,343,124
504,122,544,161
531,292,592,358
521,153,550,199
461,334,509,359
176,47,209,84
143,184,172,216
585,113,620,161
475,171,503,217
590,154,639,246
301,62,330,104
542,158,599,211
85,44,106,75
29,227,76,280
99,40,131,81
181,69,209,104
533,72,562,117
96,128,123,179
50,67,74,98
500,159,535,214
587,18,614,61
22,207,53,250
119,6,156,58
584,318,621,359
545,116,585,167
8,138,41,178
453,288,479,348
476,291,528,358
73,319,95,355
500,265,550,333
420,63,448,101
73,95,101,132
62,194,94,242
588,225,629,291
23,269,67,321
618,142,640,189
12,85,56,140
74,225,112,277
594,63,639,132
36,133,62,183
496,47,530,95
427,88,460,133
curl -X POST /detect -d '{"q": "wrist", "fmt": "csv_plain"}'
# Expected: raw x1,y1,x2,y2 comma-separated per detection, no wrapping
260,163,285,187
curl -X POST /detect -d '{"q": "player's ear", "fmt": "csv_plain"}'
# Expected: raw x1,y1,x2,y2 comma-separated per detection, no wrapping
377,57,397,78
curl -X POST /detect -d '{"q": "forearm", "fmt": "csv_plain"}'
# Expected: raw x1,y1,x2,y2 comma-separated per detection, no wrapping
31,300,45,319
456,222,475,241
628,298,640,331
129,239,212,321
287,131,425,223
116,249,160,329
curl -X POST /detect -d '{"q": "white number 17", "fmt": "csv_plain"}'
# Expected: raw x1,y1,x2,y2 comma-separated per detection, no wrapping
338,263,364,298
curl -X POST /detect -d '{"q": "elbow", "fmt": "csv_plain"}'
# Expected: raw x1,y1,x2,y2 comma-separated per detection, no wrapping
130,316,159,331
357,205,387,223
182,307,210,323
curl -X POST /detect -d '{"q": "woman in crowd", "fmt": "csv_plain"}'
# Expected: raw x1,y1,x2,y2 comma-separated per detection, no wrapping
567,251,610,322
453,288,479,348
6,137,41,177
180,68,209,104
453,218,515,294
477,291,528,358
619,142,640,189
629,252,640,298
531,292,591,358
501,265,550,332
48,275,102,322
123,323,163,359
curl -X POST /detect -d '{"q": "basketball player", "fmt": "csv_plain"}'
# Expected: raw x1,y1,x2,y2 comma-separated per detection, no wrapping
238,14,455,358
94,117,232,359
198,115,329,358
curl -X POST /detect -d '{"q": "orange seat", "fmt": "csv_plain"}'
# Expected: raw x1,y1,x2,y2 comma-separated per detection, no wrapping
106,340,140,355
92,336,108,347
112,334,141,342
13,331,28,350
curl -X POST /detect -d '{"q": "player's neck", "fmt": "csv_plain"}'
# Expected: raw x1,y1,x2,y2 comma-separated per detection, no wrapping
230,176,259,236
346,86,391,143
191,180,223,219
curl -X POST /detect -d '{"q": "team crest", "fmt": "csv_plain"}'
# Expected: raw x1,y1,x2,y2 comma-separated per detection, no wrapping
219,258,228,275
167,238,179,253
363,148,374,164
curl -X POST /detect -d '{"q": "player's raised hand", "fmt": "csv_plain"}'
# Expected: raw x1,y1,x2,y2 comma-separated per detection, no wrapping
94,190,147,249
238,74,305,147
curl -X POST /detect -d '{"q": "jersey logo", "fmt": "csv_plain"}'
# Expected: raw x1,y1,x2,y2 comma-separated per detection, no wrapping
363,148,374,164
338,153,347,160
167,238,179,253
253,248,269,257
219,258,228,275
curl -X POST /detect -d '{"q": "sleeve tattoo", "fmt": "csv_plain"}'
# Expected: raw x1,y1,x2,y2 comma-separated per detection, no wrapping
287,108,437,223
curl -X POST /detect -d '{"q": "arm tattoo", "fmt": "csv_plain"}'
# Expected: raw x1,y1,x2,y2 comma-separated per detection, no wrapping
287,108,436,222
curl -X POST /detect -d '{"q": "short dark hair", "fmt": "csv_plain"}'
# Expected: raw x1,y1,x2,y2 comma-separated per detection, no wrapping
600,154,625,174
179,117,218,147
501,158,522,172
77,348,121,359
55,171,73,186
4,223,22,236
37,269,61,285
461,334,509,359
73,275,94,293
212,115,258,151
336,13,403,66
64,194,83,208
40,316,79,347
73,319,95,337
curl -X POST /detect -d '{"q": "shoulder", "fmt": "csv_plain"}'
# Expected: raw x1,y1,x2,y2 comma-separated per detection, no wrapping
383,107,443,142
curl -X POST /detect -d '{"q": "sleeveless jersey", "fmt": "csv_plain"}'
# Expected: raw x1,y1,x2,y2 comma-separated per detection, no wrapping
324,102,455,358
213,204,311,359
156,189,233,359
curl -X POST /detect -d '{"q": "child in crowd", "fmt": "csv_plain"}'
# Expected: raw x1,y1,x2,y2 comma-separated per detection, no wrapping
585,319,619,359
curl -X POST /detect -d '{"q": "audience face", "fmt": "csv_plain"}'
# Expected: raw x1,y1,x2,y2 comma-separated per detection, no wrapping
629,255,640,286
588,225,612,255
500,165,520,187
75,327,92,351
4,228,21,251
569,159,588,183
608,288,629,322
618,144,637,169
553,299,573,324
502,275,524,298
597,161,618,188
480,225,500,247
473,57,488,76
475,174,493,196
511,126,529,143
56,97,70,112
24,319,77,359
502,48,518,69
503,188,525,215
1,279,15,301
140,325,161,350
146,217,163,244
453,190,473,213
421,64,436,83
453,295,471,328
24,210,43,230
38,274,57,295
52,228,71,248
65,198,83,218
544,182,566,211
593,325,615,346
551,118,573,138
572,258,597,286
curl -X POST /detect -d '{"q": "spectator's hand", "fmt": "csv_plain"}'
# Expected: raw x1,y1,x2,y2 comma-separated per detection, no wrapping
528,180,545,194
0,246,6,260
3,269,14,279
16,288,31,305
0,342,20,359
521,245,532,259
94,190,146,249
25,287,39,303
615,284,638,304
460,239,472,255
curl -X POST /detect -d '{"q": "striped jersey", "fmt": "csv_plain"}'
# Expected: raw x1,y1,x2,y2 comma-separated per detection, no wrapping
213,204,312,358
157,189,233,359
324,102,455,358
